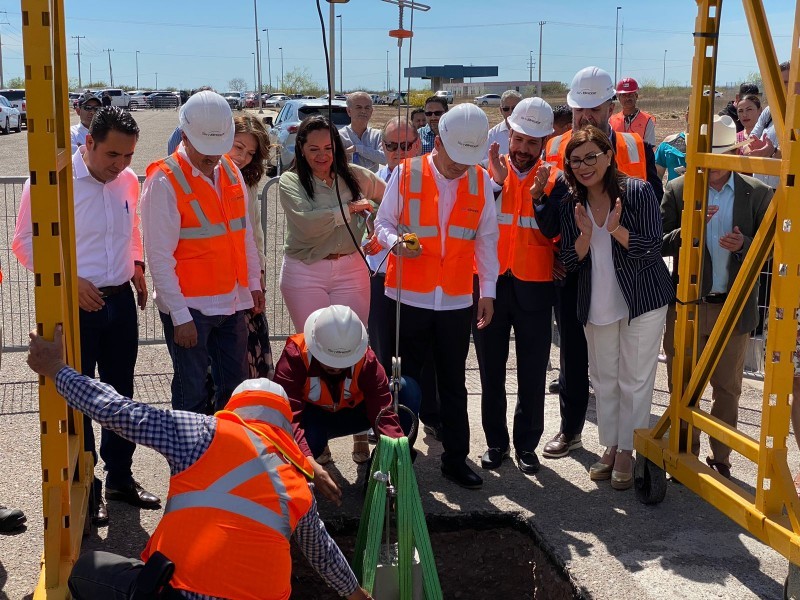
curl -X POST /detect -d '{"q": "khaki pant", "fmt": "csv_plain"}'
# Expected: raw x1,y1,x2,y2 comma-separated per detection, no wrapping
664,302,749,467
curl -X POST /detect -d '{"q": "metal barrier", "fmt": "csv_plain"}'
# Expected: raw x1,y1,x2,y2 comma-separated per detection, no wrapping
0,175,293,350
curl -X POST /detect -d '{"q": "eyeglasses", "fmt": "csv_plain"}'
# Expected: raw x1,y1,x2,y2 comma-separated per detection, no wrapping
567,151,605,170
384,139,418,151
424,110,445,117
501,106,513,113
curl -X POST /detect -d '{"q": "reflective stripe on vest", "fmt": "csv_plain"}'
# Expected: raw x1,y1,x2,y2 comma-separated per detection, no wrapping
164,156,193,194
618,131,641,164
448,225,478,240
163,428,293,540
307,376,356,403
408,198,439,238
232,406,293,437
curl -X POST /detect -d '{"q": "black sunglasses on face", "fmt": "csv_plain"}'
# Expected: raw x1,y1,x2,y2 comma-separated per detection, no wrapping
384,139,418,151
82,104,101,112
501,106,513,113
424,110,445,117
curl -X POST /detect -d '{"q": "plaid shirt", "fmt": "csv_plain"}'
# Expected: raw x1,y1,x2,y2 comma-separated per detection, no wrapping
55,367,358,599
418,124,436,154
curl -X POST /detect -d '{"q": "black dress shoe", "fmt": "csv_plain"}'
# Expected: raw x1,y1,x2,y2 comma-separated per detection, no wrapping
422,424,443,442
705,457,731,479
516,451,541,475
106,481,161,509
548,378,560,394
480,447,510,470
91,499,109,526
0,506,26,532
441,462,483,489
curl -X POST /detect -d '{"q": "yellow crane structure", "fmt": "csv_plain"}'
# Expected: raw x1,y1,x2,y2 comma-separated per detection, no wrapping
633,0,800,580
17,0,800,597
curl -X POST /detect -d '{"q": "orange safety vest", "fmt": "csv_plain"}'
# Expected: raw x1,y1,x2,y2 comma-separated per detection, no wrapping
385,156,486,296
146,152,249,298
290,333,366,411
545,129,647,181
609,109,655,142
142,390,314,600
491,156,560,282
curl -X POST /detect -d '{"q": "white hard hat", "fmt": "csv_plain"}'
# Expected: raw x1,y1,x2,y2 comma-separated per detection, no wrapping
232,378,289,401
438,103,489,165
507,97,554,138
304,305,368,369
567,67,615,109
179,90,234,155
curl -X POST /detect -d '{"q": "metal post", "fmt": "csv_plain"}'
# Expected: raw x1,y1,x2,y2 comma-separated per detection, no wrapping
252,52,257,94
0,12,6,89
279,47,284,90
337,14,343,93
104,48,113,87
329,2,336,95
614,6,621,83
537,21,545,97
71,35,84,89
253,0,263,113
663,49,667,87
529,50,533,83
89,62,91,87
263,28,272,91
155,72,158,89
386,50,389,91
135,50,139,89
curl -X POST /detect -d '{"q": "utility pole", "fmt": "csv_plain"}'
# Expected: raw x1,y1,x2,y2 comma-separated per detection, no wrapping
252,0,263,113
619,23,624,75
614,7,621,83
263,28,272,91
663,49,667,88
89,62,92,87
104,48,114,87
72,36,86,89
252,52,257,93
279,47,284,90
155,72,158,89
135,50,140,89
529,50,533,84
386,50,389,92
0,12,11,89
328,2,336,95
537,21,545,97
337,14,343,93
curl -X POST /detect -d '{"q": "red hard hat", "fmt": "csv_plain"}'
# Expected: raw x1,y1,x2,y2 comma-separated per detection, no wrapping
615,77,639,94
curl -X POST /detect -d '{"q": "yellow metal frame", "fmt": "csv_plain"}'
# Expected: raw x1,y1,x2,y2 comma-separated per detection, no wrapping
20,0,91,596
634,0,800,566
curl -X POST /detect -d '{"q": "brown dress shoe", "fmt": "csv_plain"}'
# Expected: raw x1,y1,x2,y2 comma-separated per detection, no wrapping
542,433,582,459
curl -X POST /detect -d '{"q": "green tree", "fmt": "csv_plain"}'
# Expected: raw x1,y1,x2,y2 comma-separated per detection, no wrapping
281,67,324,96
6,77,25,88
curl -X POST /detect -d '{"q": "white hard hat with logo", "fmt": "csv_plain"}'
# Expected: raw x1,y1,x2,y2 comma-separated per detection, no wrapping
507,97,554,138
304,305,369,369
567,67,616,109
438,103,489,165
179,90,234,156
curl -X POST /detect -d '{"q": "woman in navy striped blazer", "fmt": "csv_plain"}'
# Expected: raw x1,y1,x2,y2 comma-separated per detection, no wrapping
558,126,674,490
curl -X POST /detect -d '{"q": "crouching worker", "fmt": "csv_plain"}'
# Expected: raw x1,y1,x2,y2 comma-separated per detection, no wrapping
274,305,421,505
27,326,373,600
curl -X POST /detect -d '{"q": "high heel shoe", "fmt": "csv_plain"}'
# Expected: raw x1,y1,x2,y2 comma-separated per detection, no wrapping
611,453,635,490
589,446,617,481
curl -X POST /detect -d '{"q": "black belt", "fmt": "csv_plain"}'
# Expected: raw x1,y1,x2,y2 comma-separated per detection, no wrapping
704,293,727,304
98,283,130,297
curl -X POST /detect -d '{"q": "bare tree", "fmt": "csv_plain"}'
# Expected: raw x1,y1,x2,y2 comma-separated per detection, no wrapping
227,77,247,92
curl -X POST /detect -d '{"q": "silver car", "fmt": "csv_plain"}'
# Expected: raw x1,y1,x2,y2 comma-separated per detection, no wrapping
267,99,350,172
264,94,290,109
473,93,501,107
0,96,21,134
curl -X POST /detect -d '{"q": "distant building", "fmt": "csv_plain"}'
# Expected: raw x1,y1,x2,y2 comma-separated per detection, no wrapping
404,65,498,91
442,80,561,98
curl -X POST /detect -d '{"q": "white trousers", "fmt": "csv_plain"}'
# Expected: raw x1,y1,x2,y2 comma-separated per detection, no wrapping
279,253,370,332
584,305,668,451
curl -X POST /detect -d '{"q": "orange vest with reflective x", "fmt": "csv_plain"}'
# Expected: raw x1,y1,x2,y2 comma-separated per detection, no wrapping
385,155,486,296
490,156,560,282
609,109,655,142
545,128,647,181
141,390,314,600
146,152,249,298
289,333,366,412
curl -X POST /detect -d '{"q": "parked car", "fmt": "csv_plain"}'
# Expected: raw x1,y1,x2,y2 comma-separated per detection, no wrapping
473,93,501,107
245,93,259,108
267,99,350,173
69,92,81,108
264,94,290,108
147,91,180,109
0,89,26,125
384,92,407,106
435,90,454,104
96,88,133,109
318,94,347,102
0,95,21,134
129,90,154,110
223,91,245,110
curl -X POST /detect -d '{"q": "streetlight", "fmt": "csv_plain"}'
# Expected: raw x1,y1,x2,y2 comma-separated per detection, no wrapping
278,47,284,90
155,72,158,89
253,0,263,113
663,49,667,88
386,50,389,92
336,14,343,93
325,0,350,99
262,28,272,91
135,50,140,89
529,50,533,84
614,6,622,83
252,52,257,94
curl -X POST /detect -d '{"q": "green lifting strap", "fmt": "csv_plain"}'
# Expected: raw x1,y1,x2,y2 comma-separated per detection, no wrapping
353,436,443,600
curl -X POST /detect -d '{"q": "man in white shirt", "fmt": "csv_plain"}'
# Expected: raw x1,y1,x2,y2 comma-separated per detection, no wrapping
70,92,102,153
338,91,385,172
375,103,499,489
483,90,522,161
14,107,159,525
141,91,265,416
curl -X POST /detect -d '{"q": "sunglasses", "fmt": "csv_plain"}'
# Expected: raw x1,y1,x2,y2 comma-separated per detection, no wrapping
424,110,445,117
501,106,513,113
567,151,605,170
81,104,101,112
384,139,418,151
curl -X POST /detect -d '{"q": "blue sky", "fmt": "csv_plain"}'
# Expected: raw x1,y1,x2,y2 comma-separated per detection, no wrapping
0,0,795,92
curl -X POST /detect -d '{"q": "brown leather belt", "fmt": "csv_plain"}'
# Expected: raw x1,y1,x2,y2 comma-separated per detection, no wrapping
323,253,351,260
98,283,131,297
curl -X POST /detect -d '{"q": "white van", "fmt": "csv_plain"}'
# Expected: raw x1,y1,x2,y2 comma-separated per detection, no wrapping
97,88,132,109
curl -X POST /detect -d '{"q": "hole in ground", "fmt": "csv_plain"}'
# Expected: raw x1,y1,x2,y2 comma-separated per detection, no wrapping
290,512,584,599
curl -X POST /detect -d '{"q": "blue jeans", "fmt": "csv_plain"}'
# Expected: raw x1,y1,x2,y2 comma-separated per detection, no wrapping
160,309,248,414
303,376,421,457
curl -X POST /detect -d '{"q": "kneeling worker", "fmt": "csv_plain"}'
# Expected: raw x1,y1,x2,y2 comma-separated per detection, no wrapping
27,326,372,600
274,305,420,505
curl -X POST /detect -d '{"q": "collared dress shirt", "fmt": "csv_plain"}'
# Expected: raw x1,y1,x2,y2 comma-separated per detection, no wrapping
70,123,90,154
338,125,386,172
485,120,511,159
55,367,359,600
375,153,499,311
706,173,736,294
140,146,262,326
13,147,142,286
